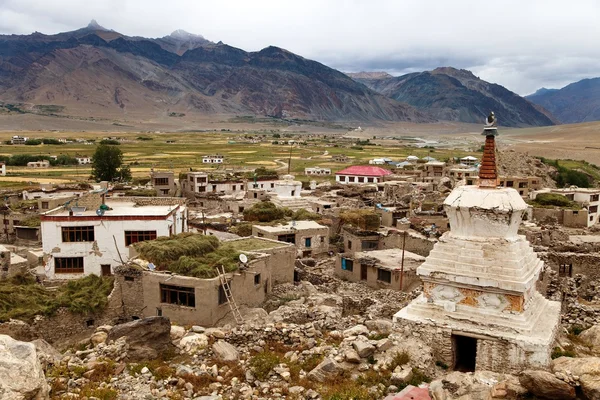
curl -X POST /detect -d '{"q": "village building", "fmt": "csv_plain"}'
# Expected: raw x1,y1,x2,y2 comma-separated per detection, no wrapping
498,176,542,197
202,155,224,164
422,161,447,181
151,171,176,197
38,193,79,211
448,166,478,183
27,160,50,168
40,192,187,279
310,200,336,214
0,244,28,280
76,156,92,165
369,158,392,165
331,154,349,162
11,135,27,144
304,167,331,176
395,116,560,373
376,205,410,228
406,155,419,163
335,248,425,291
530,187,600,227
181,172,245,197
335,166,392,184
459,156,478,167
114,236,296,326
252,220,329,257
249,178,279,192
0,162,5,176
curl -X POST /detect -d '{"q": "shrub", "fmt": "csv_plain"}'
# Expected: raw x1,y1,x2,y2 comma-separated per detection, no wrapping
124,189,157,197
388,351,410,370
243,201,290,222
292,208,321,221
249,351,280,380
25,139,42,145
531,193,580,209
551,346,576,359
340,209,381,231
99,139,120,145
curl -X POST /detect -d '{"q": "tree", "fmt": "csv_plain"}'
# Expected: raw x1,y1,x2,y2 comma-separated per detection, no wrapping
92,145,126,182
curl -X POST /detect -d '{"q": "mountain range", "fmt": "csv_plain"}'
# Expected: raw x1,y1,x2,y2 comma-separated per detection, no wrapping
347,68,556,127
0,21,563,127
526,78,600,124
0,21,430,123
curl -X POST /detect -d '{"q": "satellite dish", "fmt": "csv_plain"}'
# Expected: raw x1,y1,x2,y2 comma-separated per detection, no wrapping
96,208,105,216
239,254,248,264
148,262,156,271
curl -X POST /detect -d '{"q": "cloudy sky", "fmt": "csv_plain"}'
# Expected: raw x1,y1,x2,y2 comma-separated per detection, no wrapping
1,0,598,95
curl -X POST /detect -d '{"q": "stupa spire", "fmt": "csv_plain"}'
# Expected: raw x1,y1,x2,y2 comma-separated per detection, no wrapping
478,111,498,188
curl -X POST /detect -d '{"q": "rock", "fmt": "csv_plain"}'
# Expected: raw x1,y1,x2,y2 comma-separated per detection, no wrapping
353,341,376,358
377,338,393,352
343,324,369,337
212,340,239,362
90,331,108,347
391,366,413,384
580,326,600,352
552,356,600,400
519,370,575,399
106,317,172,361
365,319,393,334
31,339,61,368
205,328,225,339
0,334,49,400
344,350,361,364
307,357,342,382
0,319,37,341
179,333,209,353
289,386,305,395
170,326,186,341
95,325,112,333
191,326,205,333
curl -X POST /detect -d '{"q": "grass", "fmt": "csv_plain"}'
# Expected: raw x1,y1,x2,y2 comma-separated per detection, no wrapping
133,233,240,278
0,274,114,322
551,346,577,359
528,193,582,210
249,350,281,380
227,237,287,251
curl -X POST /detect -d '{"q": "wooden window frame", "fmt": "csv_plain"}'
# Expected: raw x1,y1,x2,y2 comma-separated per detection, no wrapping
55,257,84,273
160,284,195,307
377,268,392,283
154,177,170,186
125,230,157,246
61,226,95,242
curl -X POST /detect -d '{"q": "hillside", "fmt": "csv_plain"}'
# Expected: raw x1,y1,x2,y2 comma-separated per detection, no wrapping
0,22,430,123
351,67,556,127
526,78,600,123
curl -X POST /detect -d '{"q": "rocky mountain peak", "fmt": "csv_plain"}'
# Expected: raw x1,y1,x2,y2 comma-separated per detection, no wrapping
168,29,206,40
87,19,108,31
347,71,393,80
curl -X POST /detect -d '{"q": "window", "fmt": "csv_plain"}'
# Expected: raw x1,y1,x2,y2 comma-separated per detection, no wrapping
161,189,170,195
591,195,600,202
349,177,356,182
277,234,296,243
61,226,95,242
240,185,244,190
559,264,572,278
218,285,228,305
257,232,264,237
305,237,312,248
154,178,169,186
239,207,245,212
377,268,392,283
361,240,379,251
125,230,157,246
254,274,261,285
55,257,84,273
101,264,112,276
160,284,195,307
358,177,364,183
270,183,274,188
341,258,354,272
232,185,237,191
347,240,352,250
506,181,514,187
518,182,527,188
124,276,134,282
367,178,374,183
41,201,49,209
212,185,217,192
198,186,206,192
589,205,598,214
320,236,325,243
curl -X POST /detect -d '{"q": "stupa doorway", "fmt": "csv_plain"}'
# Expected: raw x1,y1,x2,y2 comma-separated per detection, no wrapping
452,334,477,372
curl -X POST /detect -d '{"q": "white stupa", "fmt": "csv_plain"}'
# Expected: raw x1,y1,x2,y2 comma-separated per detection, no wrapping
394,113,560,373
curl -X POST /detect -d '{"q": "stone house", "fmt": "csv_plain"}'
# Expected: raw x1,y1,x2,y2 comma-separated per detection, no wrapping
305,167,331,176
151,171,176,197
498,176,542,197
202,155,224,164
252,221,330,257
115,237,295,326
0,162,5,176
76,156,92,165
182,172,246,197
335,248,425,291
27,160,50,168
335,166,392,185
531,187,600,227
40,193,187,279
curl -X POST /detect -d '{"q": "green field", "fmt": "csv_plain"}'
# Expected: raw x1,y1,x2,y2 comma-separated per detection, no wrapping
0,130,478,189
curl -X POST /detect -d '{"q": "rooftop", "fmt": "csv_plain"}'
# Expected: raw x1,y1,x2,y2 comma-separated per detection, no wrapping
336,166,393,177
43,198,182,218
253,220,327,233
225,237,291,251
354,248,425,271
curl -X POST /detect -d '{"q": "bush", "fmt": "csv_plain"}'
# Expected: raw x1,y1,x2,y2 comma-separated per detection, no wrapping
340,209,381,230
99,139,120,145
551,346,576,359
249,351,281,380
124,189,156,197
531,193,580,209
243,201,290,222
24,139,42,145
230,222,253,237
292,208,321,221
42,138,63,145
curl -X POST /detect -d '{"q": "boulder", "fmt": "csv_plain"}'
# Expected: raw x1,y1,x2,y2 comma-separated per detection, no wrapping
343,324,369,338
0,320,37,342
519,370,575,399
90,331,108,347
307,357,342,382
106,316,172,361
391,366,413,384
552,356,600,400
0,334,49,400
353,341,376,358
205,328,226,339
179,333,209,353
580,326,600,352
31,339,61,368
170,326,186,341
344,350,361,364
365,319,393,334
212,340,239,362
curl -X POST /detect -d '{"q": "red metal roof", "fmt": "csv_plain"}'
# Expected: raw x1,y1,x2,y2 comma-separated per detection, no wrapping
336,166,392,177
384,385,431,400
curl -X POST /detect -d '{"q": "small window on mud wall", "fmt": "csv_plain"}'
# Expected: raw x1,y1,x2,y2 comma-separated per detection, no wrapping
160,284,195,307
341,258,354,272
254,273,261,285
559,264,573,278
218,285,228,305
377,268,392,283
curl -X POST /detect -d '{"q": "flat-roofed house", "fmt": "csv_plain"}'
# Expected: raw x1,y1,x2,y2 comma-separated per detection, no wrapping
335,166,392,184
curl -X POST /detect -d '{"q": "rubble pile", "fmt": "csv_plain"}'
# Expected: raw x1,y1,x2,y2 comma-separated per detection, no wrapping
497,149,557,188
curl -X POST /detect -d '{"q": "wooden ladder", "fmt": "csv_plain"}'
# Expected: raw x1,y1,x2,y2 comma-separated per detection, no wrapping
217,265,244,324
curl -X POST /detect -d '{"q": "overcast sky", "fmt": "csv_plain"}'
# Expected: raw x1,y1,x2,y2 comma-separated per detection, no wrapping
1,0,598,95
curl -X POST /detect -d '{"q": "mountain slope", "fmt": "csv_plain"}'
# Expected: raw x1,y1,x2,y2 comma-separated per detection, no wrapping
351,67,555,127
526,78,600,123
0,23,430,123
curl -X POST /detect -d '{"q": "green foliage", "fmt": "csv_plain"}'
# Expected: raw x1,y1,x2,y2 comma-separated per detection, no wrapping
92,144,126,182
99,139,120,145
272,133,281,138
388,351,410,370
124,189,156,197
19,215,41,227
133,233,240,277
0,274,114,322
249,167,279,180
53,154,78,165
292,208,322,221
436,360,449,370
243,201,290,222
230,222,253,237
41,138,63,145
539,158,592,188
25,139,42,145
530,193,581,209
551,346,576,359
249,351,281,380
569,325,585,335
136,136,153,141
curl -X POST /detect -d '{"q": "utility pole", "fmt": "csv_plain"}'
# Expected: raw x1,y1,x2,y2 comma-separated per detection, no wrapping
287,142,293,174
399,230,407,290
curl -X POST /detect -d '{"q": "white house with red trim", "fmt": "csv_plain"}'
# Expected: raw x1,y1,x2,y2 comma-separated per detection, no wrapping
41,194,187,279
335,166,392,184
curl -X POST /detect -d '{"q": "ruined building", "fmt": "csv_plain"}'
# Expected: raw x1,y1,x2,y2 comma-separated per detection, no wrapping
395,114,560,373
